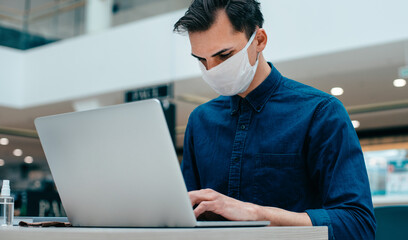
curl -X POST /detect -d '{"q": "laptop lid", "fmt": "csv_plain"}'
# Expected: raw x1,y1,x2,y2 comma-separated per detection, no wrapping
35,99,197,227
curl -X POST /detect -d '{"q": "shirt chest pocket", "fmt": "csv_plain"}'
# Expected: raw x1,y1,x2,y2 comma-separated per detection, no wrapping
254,153,307,209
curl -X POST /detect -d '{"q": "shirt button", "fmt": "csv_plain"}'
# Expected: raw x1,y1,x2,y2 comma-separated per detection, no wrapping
234,157,239,162
240,125,246,130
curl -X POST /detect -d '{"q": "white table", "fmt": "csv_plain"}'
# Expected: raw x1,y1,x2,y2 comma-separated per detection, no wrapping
0,226,328,240
372,195,408,207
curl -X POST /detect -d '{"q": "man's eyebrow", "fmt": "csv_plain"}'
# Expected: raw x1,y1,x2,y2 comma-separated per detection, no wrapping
191,48,233,60
211,48,233,57
191,53,204,60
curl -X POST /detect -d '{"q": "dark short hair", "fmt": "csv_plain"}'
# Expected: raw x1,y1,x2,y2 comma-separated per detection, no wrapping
173,0,264,39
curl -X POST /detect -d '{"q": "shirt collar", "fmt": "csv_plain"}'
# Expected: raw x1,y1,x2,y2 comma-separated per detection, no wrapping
230,62,282,115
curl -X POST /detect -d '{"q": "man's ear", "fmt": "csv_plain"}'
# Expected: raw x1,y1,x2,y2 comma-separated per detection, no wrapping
255,28,267,52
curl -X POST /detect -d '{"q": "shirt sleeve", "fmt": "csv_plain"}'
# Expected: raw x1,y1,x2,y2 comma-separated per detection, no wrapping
304,97,376,240
181,112,201,191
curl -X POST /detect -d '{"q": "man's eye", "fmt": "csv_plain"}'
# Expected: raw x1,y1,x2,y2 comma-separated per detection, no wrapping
219,53,232,59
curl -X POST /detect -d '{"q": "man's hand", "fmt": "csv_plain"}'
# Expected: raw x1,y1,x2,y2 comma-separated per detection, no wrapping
189,188,260,221
189,188,313,226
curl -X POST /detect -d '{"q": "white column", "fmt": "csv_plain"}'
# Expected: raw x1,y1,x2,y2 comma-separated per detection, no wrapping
85,0,113,34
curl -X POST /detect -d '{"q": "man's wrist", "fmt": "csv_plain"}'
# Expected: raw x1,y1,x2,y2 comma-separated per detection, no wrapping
250,204,312,226
251,203,267,222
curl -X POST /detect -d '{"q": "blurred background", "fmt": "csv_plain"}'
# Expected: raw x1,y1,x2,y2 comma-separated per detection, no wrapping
0,0,407,217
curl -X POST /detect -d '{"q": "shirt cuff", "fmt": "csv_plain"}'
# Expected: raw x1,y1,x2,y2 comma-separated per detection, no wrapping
305,209,333,240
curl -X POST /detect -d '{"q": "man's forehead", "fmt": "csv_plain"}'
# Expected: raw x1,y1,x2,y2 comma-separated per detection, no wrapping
189,32,233,50
189,29,246,57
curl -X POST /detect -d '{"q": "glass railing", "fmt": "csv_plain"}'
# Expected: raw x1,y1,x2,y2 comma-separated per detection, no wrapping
0,0,190,50
0,0,85,49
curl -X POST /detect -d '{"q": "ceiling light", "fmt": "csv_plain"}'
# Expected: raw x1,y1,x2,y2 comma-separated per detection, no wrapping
13,149,23,157
0,138,9,145
330,87,344,96
351,120,360,129
0,159,4,166
24,156,33,164
393,79,406,87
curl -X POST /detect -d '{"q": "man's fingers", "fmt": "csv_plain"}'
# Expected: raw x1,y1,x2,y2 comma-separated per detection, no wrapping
189,189,217,206
193,201,215,218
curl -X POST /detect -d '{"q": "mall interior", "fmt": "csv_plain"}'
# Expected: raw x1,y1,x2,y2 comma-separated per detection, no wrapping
0,0,407,239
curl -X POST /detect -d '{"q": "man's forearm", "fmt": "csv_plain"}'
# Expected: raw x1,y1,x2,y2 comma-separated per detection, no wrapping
253,204,313,226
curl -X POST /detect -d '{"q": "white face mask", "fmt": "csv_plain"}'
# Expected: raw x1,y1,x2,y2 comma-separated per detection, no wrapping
198,31,259,96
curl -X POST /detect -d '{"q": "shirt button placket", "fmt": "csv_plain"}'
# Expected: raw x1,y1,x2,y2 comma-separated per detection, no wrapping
228,100,252,200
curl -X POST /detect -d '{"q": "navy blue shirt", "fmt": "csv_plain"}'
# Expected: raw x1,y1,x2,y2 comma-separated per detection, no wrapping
181,63,376,239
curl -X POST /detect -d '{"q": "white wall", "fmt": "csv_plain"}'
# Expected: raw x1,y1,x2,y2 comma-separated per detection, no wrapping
262,0,408,61
23,12,178,107
0,46,25,108
0,0,407,108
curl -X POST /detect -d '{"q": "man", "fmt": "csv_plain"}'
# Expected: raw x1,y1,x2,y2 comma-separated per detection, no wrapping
173,1,376,239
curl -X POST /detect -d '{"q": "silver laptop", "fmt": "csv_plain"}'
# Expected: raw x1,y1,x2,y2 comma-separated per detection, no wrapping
34,99,270,228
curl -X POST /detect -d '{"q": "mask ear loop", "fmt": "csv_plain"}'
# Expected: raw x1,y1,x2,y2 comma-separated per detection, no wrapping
240,31,257,68
247,29,261,64
243,31,258,52
251,30,261,65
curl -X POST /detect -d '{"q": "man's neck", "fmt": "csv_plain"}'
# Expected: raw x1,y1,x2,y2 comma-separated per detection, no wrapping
238,54,271,98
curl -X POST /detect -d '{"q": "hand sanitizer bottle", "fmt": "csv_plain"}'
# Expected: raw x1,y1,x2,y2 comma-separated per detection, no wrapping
1,180,14,227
